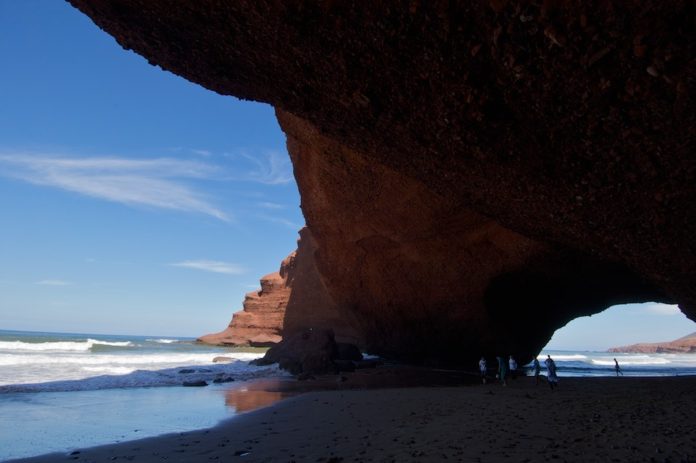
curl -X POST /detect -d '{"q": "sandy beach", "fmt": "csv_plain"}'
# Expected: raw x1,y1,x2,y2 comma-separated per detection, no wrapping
8,370,696,463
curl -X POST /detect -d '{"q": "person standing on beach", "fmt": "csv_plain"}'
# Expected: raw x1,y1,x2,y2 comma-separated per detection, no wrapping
532,357,541,385
479,357,487,384
509,355,518,380
614,358,623,376
497,356,507,386
545,355,558,390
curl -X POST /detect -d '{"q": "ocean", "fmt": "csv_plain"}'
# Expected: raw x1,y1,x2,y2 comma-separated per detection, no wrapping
0,329,286,461
2,330,696,461
538,349,696,377
0,329,279,392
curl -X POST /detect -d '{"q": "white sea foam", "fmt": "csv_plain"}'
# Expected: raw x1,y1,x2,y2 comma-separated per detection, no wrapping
0,361,285,392
146,338,179,344
0,351,261,367
0,339,133,352
590,355,671,366
0,348,269,388
82,366,136,375
542,354,588,361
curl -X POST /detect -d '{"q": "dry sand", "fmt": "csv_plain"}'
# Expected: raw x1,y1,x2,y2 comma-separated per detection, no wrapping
9,372,696,463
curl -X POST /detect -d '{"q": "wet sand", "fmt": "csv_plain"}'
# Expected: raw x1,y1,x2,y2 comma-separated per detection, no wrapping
9,372,696,463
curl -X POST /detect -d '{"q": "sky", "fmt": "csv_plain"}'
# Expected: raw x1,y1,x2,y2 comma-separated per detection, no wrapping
0,1,303,337
0,2,694,345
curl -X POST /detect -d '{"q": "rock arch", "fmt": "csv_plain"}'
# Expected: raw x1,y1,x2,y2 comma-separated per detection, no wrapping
70,0,694,363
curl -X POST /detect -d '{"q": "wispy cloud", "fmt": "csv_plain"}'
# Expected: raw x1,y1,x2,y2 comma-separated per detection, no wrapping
258,201,285,210
0,153,229,221
36,279,71,286
191,149,211,157
171,260,246,275
643,303,681,316
241,151,294,185
257,214,304,230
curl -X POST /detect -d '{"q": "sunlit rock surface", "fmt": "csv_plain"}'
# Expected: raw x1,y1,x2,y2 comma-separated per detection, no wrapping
197,267,290,347
609,332,696,354
198,228,360,347
71,1,694,363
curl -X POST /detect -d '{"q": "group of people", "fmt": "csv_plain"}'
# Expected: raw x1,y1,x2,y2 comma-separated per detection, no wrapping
478,354,559,389
478,355,625,386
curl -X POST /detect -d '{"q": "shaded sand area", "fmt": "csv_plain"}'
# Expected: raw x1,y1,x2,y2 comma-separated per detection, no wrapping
9,371,696,463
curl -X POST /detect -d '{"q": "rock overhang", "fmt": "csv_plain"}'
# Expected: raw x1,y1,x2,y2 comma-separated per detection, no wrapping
68,0,694,364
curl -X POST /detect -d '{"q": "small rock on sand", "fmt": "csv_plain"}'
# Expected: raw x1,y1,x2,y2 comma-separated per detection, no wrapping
182,380,208,387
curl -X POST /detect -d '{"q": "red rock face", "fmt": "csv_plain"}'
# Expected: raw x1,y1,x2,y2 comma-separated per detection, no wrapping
197,261,292,347
199,228,360,347
280,110,666,362
70,1,694,363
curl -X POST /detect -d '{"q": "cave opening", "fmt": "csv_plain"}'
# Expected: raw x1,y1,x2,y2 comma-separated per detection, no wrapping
544,302,696,353
536,302,696,376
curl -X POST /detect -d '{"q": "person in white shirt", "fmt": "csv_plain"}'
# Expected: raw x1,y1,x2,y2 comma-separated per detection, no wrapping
509,355,518,379
479,357,487,384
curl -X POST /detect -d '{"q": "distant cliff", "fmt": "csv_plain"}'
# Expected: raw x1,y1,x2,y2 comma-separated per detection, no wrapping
608,332,696,354
198,227,360,347
197,262,291,346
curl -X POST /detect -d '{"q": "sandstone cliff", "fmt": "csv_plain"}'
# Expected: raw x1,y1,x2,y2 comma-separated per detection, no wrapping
197,267,290,347
70,1,694,364
609,332,696,354
199,228,360,347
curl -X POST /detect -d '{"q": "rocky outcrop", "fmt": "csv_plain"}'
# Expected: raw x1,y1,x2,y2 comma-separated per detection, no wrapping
71,1,694,364
252,328,364,375
198,262,291,346
609,332,696,354
199,227,360,347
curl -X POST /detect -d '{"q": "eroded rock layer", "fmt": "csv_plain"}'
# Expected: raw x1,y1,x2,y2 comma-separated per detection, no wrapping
609,332,696,354
199,228,360,347
70,1,694,363
197,261,292,346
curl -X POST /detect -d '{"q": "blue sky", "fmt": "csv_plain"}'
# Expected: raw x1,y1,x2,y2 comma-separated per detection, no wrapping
0,1,303,337
1,2,693,345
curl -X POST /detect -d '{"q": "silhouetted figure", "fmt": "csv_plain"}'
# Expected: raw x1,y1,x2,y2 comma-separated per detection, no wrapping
509,355,518,379
614,358,623,376
497,356,507,386
532,357,541,385
545,355,558,390
479,357,487,384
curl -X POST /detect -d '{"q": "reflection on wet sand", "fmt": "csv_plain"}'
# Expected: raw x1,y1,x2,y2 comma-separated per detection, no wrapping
224,384,297,413
223,365,476,413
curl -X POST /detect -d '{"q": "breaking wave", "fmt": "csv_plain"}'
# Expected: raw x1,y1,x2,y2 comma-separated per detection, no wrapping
0,339,133,352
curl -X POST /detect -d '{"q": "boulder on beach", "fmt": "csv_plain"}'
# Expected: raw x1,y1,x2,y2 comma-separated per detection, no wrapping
254,329,347,375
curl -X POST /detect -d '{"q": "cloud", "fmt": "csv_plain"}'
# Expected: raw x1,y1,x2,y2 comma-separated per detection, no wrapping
36,279,71,286
257,214,304,230
191,149,212,157
0,153,229,221
241,151,294,185
171,260,245,275
643,303,681,316
258,201,284,209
